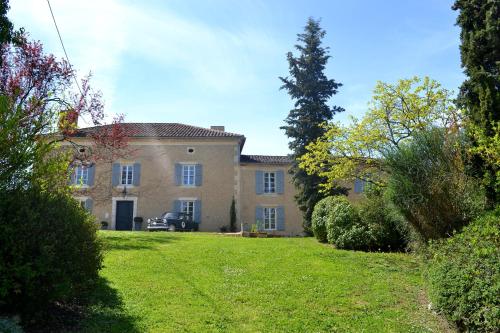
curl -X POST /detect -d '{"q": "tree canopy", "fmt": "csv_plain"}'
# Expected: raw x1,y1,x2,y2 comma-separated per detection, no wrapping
299,77,458,192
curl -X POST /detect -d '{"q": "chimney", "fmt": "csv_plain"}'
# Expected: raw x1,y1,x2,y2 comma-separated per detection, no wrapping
210,126,225,132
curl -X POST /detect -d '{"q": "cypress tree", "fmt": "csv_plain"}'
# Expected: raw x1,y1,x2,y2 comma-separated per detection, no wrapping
280,17,344,232
453,0,500,203
0,0,13,44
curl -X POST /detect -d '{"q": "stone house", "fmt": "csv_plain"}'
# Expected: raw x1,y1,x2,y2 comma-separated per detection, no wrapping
68,123,365,235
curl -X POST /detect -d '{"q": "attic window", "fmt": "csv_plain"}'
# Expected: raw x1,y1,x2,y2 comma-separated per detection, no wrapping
187,147,195,154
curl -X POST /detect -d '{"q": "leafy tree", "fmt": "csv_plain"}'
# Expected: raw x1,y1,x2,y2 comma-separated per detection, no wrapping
280,17,344,232
300,77,458,192
0,37,127,192
0,34,127,323
453,0,500,203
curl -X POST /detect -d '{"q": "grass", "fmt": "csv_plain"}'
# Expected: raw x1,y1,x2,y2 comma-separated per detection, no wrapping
78,231,449,333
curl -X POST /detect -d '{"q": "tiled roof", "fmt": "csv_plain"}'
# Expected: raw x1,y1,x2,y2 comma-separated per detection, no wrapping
72,123,244,138
240,154,293,164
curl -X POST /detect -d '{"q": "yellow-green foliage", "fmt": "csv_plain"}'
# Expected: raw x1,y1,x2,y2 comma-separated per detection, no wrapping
299,77,458,192
468,120,500,196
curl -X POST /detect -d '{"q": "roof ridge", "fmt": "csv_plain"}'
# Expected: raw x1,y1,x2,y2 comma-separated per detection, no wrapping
71,122,245,139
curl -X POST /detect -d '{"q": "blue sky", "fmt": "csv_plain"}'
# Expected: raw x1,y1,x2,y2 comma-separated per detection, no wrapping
11,0,463,155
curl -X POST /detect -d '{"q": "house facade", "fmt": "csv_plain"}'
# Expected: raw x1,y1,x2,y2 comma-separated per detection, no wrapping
69,123,364,236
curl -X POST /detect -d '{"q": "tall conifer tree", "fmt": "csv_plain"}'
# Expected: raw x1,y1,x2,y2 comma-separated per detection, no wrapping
453,0,500,203
280,18,344,232
0,0,12,44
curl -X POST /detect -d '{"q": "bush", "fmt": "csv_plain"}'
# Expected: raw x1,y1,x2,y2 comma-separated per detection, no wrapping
357,188,409,251
385,128,486,240
314,193,409,251
311,196,346,242
427,208,500,332
0,188,103,316
326,198,364,248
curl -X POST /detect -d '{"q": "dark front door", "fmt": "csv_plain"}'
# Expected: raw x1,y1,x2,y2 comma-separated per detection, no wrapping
116,201,133,230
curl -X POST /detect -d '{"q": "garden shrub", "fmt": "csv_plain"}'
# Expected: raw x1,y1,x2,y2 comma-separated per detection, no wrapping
357,188,409,251
325,197,368,250
0,187,103,316
317,193,409,251
311,196,346,242
385,128,486,240
427,207,500,332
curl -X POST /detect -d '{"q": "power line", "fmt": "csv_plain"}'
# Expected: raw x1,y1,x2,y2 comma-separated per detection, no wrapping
46,0,83,95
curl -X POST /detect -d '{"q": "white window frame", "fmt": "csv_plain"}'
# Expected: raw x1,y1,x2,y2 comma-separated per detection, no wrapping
264,172,276,194
182,164,196,186
263,207,277,230
121,164,134,185
75,166,89,185
181,200,195,217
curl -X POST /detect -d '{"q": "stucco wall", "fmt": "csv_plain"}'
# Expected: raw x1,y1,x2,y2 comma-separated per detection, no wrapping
72,137,240,231
239,163,304,236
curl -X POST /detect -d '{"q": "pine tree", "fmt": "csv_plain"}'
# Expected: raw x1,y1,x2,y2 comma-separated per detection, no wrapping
0,0,13,44
280,18,344,232
453,0,500,203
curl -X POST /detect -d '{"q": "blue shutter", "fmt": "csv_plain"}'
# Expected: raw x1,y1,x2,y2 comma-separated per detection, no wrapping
195,164,203,186
88,165,95,186
112,163,120,186
276,170,284,194
255,171,263,194
173,200,181,213
194,200,202,223
255,206,263,231
175,163,182,186
354,179,364,193
85,198,93,213
133,163,141,186
277,206,285,231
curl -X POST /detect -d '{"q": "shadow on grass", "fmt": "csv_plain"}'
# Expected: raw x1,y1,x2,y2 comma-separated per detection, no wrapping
21,277,140,333
101,232,181,251
77,277,141,333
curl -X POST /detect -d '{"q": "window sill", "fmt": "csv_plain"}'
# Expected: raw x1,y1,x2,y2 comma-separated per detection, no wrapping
180,185,198,188
115,185,136,189
72,185,91,189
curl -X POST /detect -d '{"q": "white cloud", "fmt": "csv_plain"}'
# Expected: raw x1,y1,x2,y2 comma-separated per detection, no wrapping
10,0,283,115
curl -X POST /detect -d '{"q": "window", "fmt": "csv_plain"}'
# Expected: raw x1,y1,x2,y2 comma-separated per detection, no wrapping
75,166,89,185
181,200,195,217
263,207,277,230
264,172,276,193
354,178,365,193
121,165,133,185
187,147,195,154
182,164,195,186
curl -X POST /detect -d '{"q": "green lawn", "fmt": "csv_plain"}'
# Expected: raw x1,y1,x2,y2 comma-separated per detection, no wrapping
78,231,450,333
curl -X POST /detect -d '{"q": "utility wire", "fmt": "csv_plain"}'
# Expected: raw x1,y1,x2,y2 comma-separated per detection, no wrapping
46,0,83,95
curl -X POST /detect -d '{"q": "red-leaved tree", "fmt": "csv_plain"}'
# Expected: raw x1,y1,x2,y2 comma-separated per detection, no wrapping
0,35,128,191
